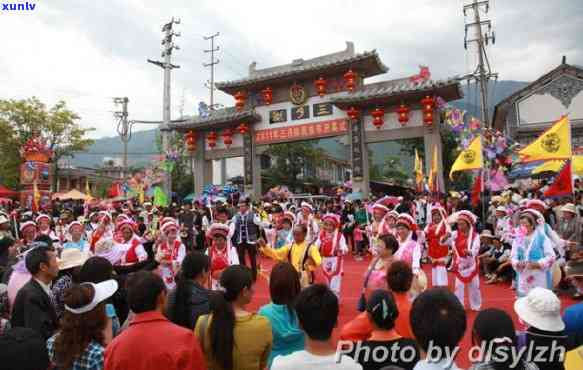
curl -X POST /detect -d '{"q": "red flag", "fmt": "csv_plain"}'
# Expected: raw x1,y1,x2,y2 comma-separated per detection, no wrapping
471,173,482,208
544,161,573,198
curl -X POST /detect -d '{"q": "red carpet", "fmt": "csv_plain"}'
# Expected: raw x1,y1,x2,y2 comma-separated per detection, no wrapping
248,254,577,368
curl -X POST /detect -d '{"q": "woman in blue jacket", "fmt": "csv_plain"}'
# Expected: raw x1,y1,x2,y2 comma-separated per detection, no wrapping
259,262,305,368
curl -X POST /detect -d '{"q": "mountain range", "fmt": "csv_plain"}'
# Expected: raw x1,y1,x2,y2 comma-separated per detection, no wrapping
71,80,529,169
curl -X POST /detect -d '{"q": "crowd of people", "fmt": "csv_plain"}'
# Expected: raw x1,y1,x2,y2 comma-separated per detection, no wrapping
0,187,582,370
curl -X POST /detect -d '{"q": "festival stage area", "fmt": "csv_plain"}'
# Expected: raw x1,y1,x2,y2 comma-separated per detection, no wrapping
249,254,579,369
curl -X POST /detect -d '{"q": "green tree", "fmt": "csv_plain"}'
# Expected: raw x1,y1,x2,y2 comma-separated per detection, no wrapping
262,141,325,191
0,97,94,189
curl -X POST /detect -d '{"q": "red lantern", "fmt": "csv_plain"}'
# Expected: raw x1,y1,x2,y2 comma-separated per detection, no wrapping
397,103,410,126
344,69,357,91
261,87,273,105
207,131,217,148
346,106,360,120
421,95,435,126
371,108,385,129
234,91,246,112
314,76,327,97
222,129,233,148
237,123,249,135
184,130,196,152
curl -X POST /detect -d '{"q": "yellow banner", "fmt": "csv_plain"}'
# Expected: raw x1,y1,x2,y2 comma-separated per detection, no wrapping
519,116,571,162
449,136,483,179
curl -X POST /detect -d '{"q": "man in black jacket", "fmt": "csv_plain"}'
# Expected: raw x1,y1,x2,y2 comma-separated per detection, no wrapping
11,245,59,340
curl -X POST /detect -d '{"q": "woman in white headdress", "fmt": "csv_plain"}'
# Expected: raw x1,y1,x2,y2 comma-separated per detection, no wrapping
206,223,239,290
510,208,556,297
155,221,186,289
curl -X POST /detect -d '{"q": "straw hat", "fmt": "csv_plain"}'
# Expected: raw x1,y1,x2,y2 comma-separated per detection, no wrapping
560,203,577,214
94,238,114,255
480,230,494,239
514,287,565,332
58,249,91,271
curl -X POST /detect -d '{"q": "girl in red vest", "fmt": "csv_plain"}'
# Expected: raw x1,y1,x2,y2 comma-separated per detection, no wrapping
113,220,147,267
441,210,482,311
315,213,348,298
206,223,239,290
155,221,186,289
424,206,450,287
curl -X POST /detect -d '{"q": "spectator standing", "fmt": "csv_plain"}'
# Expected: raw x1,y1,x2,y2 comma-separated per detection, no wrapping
410,288,466,370
386,261,415,339
196,265,272,370
52,248,90,320
166,252,211,329
349,289,419,370
272,284,361,369
11,245,59,340
0,327,50,370
47,280,118,370
258,262,305,368
104,271,206,370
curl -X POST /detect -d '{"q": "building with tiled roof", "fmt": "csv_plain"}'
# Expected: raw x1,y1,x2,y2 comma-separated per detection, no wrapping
171,42,462,196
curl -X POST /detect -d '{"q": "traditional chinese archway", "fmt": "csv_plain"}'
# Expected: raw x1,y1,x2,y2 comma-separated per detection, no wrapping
170,42,461,197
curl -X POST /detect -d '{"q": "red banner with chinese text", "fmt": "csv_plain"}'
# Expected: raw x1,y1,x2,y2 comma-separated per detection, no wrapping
255,119,348,145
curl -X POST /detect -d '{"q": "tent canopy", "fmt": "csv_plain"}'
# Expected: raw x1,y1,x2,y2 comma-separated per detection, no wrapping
53,189,89,201
0,185,18,199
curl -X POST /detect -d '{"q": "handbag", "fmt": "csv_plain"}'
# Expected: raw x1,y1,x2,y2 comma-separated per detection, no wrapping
358,257,379,312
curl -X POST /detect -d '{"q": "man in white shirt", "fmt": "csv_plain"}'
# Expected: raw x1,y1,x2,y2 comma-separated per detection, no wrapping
272,284,361,370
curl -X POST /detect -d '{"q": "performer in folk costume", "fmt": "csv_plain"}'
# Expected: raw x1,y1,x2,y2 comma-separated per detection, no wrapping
441,210,482,311
274,212,295,249
62,221,90,252
526,199,569,264
315,213,348,298
424,206,450,287
394,213,427,297
155,221,186,290
510,209,556,297
113,214,131,243
366,204,392,245
296,202,320,243
206,223,239,290
17,221,37,251
89,211,114,254
111,220,148,269
259,224,322,288
384,210,399,236
36,214,60,246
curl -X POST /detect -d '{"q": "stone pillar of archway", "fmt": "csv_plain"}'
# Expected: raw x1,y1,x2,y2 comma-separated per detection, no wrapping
193,132,213,194
349,117,370,197
423,123,445,193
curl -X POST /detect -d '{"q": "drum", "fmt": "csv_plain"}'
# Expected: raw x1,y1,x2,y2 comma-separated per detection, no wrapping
410,269,428,296
551,261,562,288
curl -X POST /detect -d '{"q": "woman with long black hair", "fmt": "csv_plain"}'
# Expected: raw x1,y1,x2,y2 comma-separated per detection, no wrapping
195,265,272,370
165,251,211,329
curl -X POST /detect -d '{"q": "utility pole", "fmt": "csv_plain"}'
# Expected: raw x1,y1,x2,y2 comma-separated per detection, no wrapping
113,97,130,179
148,17,181,201
203,32,220,110
463,0,497,127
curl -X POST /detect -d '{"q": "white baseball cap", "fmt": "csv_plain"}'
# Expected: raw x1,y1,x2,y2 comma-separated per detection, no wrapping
64,279,118,314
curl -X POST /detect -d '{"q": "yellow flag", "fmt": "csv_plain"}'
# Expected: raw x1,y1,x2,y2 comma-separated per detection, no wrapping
449,136,483,179
519,116,571,162
414,149,424,191
85,177,92,197
573,155,583,176
428,145,439,193
532,160,566,175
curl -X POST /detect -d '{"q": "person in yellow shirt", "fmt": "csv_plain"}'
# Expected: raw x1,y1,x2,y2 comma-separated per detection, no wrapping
258,224,321,287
